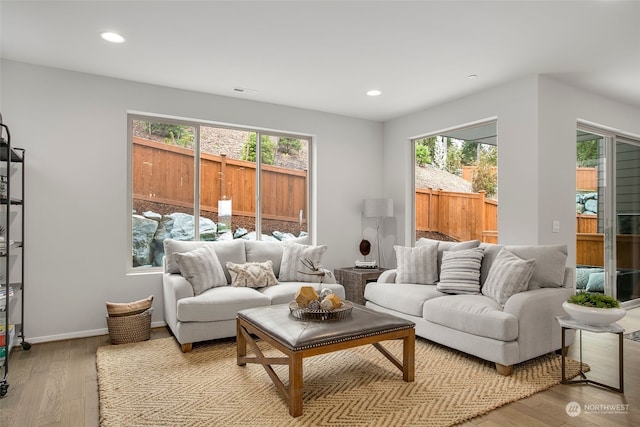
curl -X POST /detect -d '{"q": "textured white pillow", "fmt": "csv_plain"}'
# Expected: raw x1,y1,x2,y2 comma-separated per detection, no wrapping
436,247,485,294
173,245,227,295
482,249,535,306
394,241,438,284
279,241,328,282
226,260,278,288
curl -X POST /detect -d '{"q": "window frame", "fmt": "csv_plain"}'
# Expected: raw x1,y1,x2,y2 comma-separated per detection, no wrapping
127,112,314,273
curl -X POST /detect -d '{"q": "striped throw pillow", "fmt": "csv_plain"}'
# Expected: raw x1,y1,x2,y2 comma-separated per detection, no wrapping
173,245,228,295
394,242,438,284
436,248,485,294
481,249,535,306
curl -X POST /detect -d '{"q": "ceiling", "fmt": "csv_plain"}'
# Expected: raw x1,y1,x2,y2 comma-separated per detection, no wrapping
2,1,639,122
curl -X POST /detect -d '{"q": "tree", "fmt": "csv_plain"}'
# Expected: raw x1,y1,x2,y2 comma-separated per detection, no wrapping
277,137,302,155
472,146,498,197
242,133,275,165
577,139,599,167
415,142,431,167
143,121,193,147
445,142,462,175
460,141,479,166
433,136,447,170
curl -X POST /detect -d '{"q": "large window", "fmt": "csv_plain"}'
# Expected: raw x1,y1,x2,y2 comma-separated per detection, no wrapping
129,115,310,270
412,121,498,245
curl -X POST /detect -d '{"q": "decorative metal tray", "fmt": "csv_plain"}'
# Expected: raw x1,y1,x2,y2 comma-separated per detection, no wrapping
289,300,353,321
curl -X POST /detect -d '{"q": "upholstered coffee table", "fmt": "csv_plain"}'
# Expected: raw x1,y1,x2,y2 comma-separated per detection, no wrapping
236,303,415,417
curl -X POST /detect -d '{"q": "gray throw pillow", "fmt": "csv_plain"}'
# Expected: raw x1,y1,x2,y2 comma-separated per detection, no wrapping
504,244,567,289
226,260,278,288
436,247,485,294
481,248,536,306
173,245,227,295
279,241,328,282
394,241,438,285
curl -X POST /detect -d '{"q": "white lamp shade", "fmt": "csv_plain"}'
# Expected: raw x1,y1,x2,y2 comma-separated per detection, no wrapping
363,198,393,218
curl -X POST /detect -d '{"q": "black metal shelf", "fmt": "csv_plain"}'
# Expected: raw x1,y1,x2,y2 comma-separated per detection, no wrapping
0,119,28,398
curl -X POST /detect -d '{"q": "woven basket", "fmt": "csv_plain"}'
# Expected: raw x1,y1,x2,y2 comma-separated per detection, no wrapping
107,308,153,344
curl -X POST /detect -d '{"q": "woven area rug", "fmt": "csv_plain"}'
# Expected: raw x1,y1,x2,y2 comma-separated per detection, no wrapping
96,337,585,426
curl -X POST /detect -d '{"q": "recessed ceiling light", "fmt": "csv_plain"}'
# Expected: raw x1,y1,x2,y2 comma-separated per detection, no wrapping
467,74,478,79
101,32,125,43
366,89,382,97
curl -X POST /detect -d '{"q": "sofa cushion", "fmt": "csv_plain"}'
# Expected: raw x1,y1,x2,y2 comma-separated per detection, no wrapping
436,247,484,294
279,241,328,282
164,239,246,283
244,240,284,277
173,245,227,295
423,295,518,341
226,260,278,288
176,286,270,322
482,249,535,306
394,242,438,285
417,238,480,276
504,244,567,289
364,282,445,317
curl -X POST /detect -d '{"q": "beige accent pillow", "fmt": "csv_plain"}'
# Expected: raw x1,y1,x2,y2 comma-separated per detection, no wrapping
226,260,278,288
106,295,153,317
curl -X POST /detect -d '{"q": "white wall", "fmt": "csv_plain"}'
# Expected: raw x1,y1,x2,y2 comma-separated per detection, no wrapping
383,75,640,268
1,59,383,342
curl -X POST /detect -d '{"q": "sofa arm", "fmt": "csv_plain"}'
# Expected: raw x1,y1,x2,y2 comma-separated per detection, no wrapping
162,273,195,332
503,287,575,361
377,269,397,283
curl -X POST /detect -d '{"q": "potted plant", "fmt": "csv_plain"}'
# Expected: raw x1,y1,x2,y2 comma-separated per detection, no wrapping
562,291,626,326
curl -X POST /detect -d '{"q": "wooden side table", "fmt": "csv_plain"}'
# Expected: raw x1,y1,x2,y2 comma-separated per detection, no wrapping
556,315,624,393
334,267,387,305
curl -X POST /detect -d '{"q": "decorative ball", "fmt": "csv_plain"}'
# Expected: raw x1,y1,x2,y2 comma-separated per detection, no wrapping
320,288,333,299
320,298,334,310
322,293,342,309
307,300,321,310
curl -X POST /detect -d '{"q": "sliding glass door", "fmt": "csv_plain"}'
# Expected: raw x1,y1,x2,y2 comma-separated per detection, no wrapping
576,127,640,307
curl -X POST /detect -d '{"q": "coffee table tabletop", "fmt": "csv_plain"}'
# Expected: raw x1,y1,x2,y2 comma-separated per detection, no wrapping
236,303,415,417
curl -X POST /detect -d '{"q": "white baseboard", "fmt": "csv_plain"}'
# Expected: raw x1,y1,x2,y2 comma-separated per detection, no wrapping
19,321,167,345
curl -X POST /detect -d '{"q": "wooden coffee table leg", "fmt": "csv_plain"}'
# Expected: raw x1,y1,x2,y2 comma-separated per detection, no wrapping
236,320,247,366
403,329,415,382
289,351,304,417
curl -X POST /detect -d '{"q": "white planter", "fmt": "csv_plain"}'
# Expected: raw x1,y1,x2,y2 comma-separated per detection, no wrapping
562,301,626,326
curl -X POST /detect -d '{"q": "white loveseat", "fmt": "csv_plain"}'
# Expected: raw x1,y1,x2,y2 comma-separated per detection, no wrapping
364,239,576,375
163,238,345,352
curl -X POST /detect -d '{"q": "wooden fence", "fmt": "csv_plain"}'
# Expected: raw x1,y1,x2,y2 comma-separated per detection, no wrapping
576,167,597,191
133,137,307,222
416,188,497,242
462,166,597,192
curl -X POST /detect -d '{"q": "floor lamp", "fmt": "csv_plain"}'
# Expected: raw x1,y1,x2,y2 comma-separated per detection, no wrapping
363,198,394,267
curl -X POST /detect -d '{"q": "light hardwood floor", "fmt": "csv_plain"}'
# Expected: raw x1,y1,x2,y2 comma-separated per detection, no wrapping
1,310,639,426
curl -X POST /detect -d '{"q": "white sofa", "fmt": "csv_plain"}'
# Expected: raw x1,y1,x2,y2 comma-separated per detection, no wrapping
364,239,576,375
163,238,345,352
